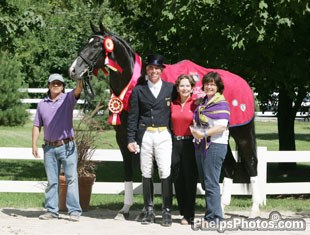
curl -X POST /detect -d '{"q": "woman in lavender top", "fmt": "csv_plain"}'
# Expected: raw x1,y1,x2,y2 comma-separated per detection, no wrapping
190,72,230,222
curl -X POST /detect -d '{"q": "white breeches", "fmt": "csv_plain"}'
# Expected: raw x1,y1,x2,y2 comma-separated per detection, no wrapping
140,129,172,179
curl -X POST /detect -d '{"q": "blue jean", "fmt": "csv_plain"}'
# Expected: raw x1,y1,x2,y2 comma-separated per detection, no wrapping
43,141,82,215
195,143,227,221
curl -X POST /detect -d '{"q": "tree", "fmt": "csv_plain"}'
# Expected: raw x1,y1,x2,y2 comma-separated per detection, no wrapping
2,0,125,88
1,0,124,126
109,0,310,153
0,51,29,126
0,0,45,52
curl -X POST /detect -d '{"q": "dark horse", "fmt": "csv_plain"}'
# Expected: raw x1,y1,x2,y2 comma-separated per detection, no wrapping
69,23,262,219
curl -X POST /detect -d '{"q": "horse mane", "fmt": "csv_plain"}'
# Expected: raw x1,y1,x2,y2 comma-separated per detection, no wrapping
113,34,135,55
93,27,136,59
110,34,147,85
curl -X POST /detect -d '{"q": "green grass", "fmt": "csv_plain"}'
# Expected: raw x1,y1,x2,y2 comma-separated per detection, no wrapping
0,120,118,149
254,120,310,151
225,195,310,213
1,120,309,150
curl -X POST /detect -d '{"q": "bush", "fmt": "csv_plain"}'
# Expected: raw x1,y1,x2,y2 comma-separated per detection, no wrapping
75,116,98,177
0,51,29,126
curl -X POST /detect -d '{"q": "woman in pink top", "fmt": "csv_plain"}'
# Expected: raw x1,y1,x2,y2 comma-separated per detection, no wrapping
171,74,198,225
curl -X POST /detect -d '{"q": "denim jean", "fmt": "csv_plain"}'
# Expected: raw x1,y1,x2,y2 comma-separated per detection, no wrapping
195,142,227,221
43,141,82,215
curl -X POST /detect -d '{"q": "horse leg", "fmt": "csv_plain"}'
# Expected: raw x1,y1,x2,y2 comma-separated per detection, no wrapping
114,145,134,220
221,144,236,213
229,119,262,217
114,125,139,220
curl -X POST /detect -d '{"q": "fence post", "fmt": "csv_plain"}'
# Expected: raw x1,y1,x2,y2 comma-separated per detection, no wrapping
257,146,268,205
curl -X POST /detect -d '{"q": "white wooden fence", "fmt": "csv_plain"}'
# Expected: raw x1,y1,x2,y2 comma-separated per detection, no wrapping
20,88,85,119
0,147,309,205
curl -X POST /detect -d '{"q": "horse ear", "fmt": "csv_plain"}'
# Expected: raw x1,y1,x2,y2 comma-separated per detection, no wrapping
99,22,108,34
90,21,98,33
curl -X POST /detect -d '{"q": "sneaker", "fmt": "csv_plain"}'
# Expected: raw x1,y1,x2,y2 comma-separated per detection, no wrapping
69,213,80,222
39,212,59,220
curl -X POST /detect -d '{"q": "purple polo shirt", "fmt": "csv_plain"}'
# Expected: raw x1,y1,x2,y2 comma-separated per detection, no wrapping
33,90,77,142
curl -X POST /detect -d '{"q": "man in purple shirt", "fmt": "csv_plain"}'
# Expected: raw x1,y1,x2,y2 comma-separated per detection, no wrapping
32,73,83,221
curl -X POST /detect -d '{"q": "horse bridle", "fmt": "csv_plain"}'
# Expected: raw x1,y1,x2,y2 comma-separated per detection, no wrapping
79,35,105,72
78,35,106,98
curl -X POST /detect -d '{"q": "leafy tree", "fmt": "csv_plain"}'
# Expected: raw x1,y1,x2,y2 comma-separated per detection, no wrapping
0,1,45,52
2,0,125,88
0,1,18,51
1,0,127,128
109,0,310,153
0,51,29,126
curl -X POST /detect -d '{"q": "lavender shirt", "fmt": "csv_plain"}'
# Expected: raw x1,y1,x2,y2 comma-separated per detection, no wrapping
33,90,77,142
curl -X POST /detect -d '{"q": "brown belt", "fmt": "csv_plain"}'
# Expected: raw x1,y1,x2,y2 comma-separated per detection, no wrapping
44,137,74,147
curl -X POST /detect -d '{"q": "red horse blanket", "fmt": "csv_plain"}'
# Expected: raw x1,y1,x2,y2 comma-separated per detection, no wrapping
161,60,255,127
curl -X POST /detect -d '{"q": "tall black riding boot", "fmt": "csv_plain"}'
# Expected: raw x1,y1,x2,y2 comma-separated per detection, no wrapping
161,176,172,227
141,177,155,224
136,178,154,222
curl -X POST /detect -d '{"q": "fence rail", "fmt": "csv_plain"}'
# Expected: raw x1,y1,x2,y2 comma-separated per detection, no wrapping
20,88,85,119
1,147,309,205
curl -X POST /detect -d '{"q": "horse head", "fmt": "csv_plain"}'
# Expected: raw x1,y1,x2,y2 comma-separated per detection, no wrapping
69,22,143,124
69,22,138,96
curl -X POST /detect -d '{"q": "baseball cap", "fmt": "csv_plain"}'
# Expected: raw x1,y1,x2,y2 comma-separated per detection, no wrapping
48,73,64,83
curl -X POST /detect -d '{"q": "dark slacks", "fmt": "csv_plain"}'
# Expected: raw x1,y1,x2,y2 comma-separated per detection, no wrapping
171,138,198,220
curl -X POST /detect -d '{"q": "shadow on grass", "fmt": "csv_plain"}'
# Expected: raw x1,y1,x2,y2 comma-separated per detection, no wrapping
94,162,162,182
267,163,310,182
1,160,309,183
0,160,46,180
256,133,310,141
219,161,310,183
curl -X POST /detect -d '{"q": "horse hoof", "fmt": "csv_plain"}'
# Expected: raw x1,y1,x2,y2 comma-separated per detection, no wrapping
114,212,129,220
